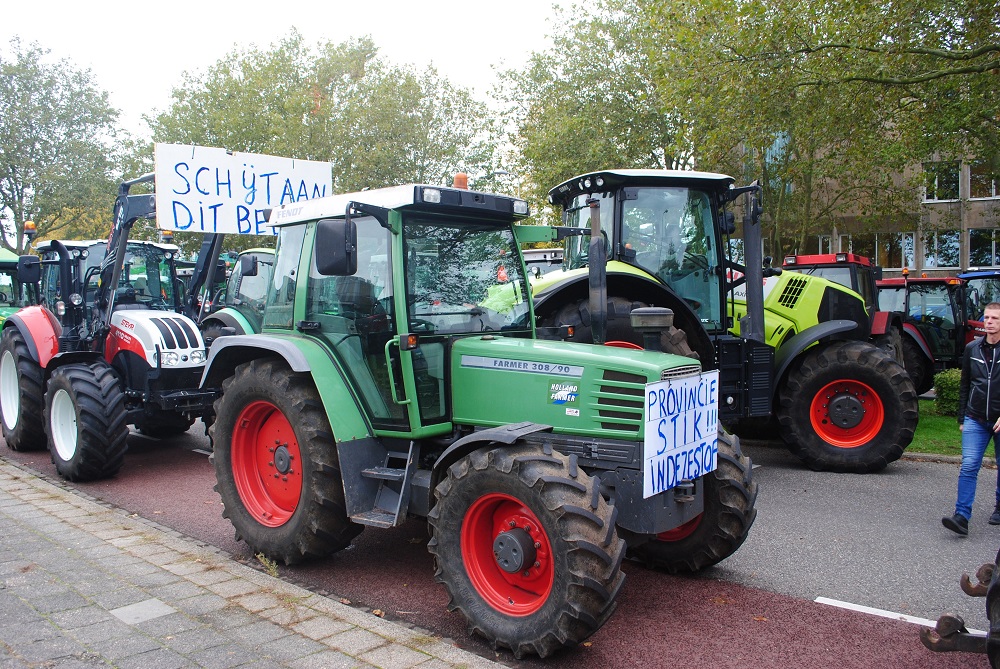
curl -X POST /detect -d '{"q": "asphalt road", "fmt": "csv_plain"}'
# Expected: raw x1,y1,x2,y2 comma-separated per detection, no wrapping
2,426,993,668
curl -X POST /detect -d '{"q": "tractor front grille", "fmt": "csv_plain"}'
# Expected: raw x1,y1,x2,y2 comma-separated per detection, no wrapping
596,370,647,433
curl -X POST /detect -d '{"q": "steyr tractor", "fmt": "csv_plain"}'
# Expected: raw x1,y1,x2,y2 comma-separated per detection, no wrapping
781,252,906,364
533,169,918,473
199,181,758,657
0,174,217,481
877,270,1000,394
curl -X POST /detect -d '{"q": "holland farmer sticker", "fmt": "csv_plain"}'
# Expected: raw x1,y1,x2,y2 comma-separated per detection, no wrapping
549,382,579,405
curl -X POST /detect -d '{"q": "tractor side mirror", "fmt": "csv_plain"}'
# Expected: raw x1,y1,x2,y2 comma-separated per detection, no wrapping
721,210,736,235
17,255,40,285
239,254,258,277
315,218,358,276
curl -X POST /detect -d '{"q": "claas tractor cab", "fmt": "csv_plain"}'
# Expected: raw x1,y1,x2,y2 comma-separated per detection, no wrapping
0,174,217,481
533,169,917,473
199,180,757,658
781,252,906,365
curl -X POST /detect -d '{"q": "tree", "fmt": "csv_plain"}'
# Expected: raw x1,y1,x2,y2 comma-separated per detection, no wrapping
0,39,120,253
496,5,688,211
149,31,496,198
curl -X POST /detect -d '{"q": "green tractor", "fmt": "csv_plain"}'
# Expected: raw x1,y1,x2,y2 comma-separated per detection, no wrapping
0,250,34,326
200,182,757,657
533,169,918,473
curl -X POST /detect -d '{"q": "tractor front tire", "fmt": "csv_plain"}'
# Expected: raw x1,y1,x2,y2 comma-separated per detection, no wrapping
777,341,918,473
0,327,46,452
626,429,757,573
901,336,934,396
428,444,625,658
209,358,362,565
545,296,697,357
44,363,129,482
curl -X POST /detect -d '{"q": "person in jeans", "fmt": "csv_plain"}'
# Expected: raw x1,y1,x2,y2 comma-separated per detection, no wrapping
943,302,1000,535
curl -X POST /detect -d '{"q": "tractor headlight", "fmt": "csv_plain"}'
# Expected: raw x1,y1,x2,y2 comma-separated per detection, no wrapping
189,349,206,364
422,188,442,204
55,301,66,316
68,293,83,306
161,351,180,366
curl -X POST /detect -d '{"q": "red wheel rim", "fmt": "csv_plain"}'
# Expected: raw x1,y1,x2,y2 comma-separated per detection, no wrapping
656,513,703,541
461,493,553,615
809,379,884,448
231,400,302,527
605,340,643,350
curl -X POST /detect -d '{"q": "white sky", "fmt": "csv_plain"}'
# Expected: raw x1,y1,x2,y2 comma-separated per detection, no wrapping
2,0,562,138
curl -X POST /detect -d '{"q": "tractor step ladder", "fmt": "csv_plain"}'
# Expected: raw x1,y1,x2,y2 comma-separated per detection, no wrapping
352,447,416,528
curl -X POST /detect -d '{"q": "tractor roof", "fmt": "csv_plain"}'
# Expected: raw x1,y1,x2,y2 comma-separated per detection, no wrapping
547,169,736,207
267,184,530,228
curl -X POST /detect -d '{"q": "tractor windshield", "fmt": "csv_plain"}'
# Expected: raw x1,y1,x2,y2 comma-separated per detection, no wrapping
116,244,180,310
563,187,724,329
402,219,531,335
965,277,1000,320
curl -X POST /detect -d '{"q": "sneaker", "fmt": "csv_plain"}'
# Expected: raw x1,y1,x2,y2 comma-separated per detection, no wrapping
990,507,1000,525
943,514,969,535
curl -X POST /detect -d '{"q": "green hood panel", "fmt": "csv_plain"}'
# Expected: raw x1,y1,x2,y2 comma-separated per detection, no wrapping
450,335,701,440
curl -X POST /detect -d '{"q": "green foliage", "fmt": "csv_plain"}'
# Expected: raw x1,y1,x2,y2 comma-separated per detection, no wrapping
149,31,497,195
0,39,120,252
909,399,962,457
933,367,963,417
502,0,999,252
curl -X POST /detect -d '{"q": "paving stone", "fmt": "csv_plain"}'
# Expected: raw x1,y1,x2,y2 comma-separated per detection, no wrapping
323,627,387,655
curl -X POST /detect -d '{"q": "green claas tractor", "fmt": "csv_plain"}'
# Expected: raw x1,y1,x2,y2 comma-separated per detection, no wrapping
200,182,758,657
532,169,918,473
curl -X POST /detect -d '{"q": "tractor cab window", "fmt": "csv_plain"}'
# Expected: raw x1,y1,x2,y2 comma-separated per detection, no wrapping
621,187,723,329
117,244,178,310
263,225,306,330
965,278,1000,320
402,219,531,336
907,283,958,357
306,217,404,426
562,192,614,270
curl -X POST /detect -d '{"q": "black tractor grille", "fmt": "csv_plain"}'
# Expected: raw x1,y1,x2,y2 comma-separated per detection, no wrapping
778,276,808,309
597,370,647,433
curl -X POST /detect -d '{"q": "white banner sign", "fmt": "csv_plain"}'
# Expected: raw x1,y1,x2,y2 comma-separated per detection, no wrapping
154,144,333,235
643,370,720,498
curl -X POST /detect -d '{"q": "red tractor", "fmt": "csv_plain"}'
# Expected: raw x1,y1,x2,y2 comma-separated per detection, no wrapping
876,271,1000,395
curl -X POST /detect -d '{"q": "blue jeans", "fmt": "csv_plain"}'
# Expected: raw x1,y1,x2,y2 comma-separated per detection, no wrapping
955,418,1000,520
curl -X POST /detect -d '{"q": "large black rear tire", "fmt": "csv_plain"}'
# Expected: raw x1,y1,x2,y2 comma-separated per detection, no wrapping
209,358,362,565
777,341,918,473
44,363,129,482
428,444,625,658
625,429,757,572
544,296,696,357
0,327,46,451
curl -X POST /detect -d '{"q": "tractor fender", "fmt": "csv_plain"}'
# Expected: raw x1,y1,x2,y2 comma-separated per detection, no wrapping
871,310,903,337
901,323,934,361
201,334,311,388
432,422,554,487
4,307,61,368
202,308,254,336
773,319,859,384
201,333,371,443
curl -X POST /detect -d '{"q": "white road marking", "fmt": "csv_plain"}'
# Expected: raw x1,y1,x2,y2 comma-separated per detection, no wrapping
814,596,984,634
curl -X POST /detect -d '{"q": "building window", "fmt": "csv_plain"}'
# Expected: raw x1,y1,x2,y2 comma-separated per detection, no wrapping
970,161,1000,199
848,233,877,260
969,228,1000,267
876,232,916,269
921,230,961,268
924,161,960,201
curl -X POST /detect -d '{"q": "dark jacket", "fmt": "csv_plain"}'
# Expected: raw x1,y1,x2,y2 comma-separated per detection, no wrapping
958,336,1000,426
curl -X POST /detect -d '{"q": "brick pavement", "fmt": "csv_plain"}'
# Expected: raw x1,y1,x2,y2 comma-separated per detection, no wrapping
0,457,502,669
